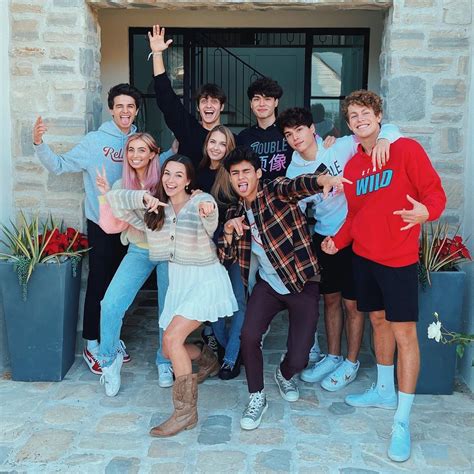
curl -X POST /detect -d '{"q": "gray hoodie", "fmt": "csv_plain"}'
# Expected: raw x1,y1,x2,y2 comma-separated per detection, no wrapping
34,120,137,224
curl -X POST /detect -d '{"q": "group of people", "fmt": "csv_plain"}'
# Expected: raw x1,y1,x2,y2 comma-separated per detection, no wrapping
32,24,446,463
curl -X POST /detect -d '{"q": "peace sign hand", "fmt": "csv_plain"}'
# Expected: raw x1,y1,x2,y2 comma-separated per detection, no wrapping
96,165,110,195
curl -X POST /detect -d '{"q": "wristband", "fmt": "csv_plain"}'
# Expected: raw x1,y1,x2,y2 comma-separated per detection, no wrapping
147,51,163,61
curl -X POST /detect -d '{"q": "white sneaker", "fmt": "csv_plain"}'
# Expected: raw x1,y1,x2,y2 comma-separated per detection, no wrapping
308,342,322,363
240,391,268,430
300,354,343,383
321,359,360,392
100,352,123,397
158,364,174,388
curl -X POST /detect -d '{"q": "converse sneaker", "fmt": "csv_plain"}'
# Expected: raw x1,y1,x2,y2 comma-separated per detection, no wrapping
158,364,174,388
83,347,102,375
100,352,124,397
388,421,411,462
321,359,360,392
274,367,299,402
119,340,131,363
240,391,268,430
345,383,397,409
300,354,343,383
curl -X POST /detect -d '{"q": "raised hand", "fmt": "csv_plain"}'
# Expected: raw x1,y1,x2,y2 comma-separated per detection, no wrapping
317,174,353,199
198,201,216,218
96,165,110,195
224,215,249,240
143,192,168,213
393,194,429,231
148,24,173,53
321,236,339,255
371,138,390,171
33,116,47,145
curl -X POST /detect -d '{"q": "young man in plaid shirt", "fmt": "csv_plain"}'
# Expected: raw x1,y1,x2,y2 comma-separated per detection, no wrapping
219,147,350,430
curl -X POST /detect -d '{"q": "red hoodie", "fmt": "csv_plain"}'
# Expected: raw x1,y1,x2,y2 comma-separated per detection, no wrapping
333,138,446,267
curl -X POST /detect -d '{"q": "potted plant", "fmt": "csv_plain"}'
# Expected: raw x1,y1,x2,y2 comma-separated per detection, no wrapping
416,221,472,394
0,213,89,381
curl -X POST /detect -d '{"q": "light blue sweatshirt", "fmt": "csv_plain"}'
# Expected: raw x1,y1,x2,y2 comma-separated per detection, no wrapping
34,120,137,224
285,125,402,236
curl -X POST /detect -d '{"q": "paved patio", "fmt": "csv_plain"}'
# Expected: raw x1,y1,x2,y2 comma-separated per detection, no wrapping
1,290,473,473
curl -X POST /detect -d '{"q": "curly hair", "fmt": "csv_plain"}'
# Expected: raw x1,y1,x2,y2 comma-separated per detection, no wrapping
341,90,383,121
247,77,283,100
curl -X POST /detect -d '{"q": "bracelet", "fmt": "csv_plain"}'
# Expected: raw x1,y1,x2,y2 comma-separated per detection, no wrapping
147,51,163,61
223,230,234,236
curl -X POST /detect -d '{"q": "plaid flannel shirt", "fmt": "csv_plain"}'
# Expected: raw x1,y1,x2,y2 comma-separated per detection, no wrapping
218,174,325,293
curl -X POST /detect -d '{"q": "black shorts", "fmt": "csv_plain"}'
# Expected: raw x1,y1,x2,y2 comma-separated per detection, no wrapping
312,232,357,300
352,254,418,322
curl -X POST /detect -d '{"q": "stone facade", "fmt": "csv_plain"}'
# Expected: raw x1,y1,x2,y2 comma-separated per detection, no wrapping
9,0,102,231
380,0,472,223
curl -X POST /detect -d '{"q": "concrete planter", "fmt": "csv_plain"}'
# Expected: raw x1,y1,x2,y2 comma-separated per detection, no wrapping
0,259,82,381
416,270,466,395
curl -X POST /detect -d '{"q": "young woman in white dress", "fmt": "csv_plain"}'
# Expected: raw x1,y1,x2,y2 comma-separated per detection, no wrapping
106,154,237,437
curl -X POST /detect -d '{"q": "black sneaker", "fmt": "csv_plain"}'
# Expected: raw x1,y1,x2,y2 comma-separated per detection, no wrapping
218,360,241,380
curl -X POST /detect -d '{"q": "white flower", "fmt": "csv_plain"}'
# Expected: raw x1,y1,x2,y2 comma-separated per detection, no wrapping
427,321,442,343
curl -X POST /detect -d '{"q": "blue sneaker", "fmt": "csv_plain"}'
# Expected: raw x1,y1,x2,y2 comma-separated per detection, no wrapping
345,383,397,409
388,421,411,462
321,359,360,392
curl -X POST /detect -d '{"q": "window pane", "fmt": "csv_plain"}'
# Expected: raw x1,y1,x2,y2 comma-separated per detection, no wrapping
310,99,350,138
311,47,364,97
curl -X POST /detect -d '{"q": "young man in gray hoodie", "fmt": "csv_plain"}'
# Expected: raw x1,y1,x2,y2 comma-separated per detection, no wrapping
33,83,142,375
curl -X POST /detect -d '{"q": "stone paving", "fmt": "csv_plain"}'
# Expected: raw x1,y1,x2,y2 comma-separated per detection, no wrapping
1,290,473,473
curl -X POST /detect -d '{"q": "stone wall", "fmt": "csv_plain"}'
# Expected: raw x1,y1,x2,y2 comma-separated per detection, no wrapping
10,0,102,231
380,0,472,223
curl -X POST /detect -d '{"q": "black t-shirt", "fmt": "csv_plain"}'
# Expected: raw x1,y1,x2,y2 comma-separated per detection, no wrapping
196,167,217,194
237,123,292,180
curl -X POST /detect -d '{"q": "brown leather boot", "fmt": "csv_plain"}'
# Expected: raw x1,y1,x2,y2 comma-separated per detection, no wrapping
149,373,198,437
196,344,220,384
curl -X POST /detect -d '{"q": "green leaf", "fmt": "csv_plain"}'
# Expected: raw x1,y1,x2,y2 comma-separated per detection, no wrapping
456,344,465,359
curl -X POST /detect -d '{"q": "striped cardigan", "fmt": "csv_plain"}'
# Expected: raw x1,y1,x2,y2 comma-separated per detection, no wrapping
106,189,219,265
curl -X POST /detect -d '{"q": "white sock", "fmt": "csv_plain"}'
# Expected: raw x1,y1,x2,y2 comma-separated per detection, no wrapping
394,391,415,425
312,332,321,352
344,358,359,368
87,339,99,354
328,354,343,363
376,363,395,395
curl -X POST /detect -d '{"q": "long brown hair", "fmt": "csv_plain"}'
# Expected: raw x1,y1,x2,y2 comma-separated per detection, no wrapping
144,154,196,231
199,125,236,170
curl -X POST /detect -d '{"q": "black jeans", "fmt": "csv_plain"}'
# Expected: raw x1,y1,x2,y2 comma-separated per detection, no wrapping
82,220,127,341
240,279,320,393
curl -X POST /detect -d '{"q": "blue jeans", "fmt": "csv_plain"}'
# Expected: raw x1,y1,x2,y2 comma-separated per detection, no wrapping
211,262,246,366
98,244,170,368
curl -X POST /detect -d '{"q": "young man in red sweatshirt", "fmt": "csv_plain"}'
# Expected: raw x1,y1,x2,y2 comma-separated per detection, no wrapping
322,90,446,463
